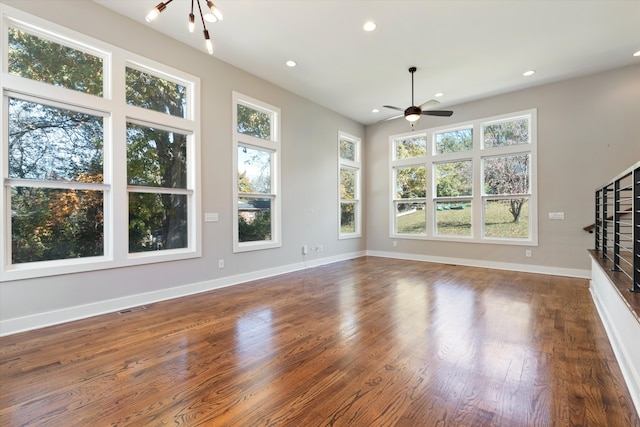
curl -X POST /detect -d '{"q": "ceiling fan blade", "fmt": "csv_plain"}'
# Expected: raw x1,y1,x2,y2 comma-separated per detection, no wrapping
422,110,453,117
419,99,440,109
378,113,403,122
383,105,404,112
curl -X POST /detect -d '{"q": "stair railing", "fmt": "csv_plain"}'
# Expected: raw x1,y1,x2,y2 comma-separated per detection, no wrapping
594,161,639,293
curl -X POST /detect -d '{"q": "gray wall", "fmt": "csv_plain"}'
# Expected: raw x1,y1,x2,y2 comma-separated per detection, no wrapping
365,64,640,273
0,0,365,326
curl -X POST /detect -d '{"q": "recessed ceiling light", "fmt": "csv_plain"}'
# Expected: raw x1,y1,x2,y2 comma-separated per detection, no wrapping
633,50,640,57
372,108,379,113
434,92,444,97
523,70,536,77
363,21,377,32
286,60,297,67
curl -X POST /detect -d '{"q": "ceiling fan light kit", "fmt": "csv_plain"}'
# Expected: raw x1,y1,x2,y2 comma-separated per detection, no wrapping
383,66,453,124
404,106,422,122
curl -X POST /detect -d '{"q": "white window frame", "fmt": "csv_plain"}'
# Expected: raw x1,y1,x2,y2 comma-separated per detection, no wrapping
232,91,281,253
389,133,428,237
338,131,362,239
389,109,537,246
0,5,201,281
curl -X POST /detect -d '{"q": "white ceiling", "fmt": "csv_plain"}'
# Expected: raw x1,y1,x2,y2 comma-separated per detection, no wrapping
95,0,640,125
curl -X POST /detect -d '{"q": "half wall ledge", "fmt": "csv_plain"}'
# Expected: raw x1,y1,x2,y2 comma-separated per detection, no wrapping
589,250,640,414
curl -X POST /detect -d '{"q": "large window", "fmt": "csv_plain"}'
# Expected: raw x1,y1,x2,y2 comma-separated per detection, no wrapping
232,92,281,252
338,132,361,238
390,110,537,245
1,7,201,280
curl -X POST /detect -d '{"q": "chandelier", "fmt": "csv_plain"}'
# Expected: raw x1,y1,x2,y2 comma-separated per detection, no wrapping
145,0,223,54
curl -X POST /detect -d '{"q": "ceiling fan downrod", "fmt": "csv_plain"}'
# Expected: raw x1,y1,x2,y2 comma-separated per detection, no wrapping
409,66,417,106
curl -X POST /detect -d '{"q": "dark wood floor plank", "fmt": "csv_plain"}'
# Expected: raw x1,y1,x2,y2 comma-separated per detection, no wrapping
1,257,638,426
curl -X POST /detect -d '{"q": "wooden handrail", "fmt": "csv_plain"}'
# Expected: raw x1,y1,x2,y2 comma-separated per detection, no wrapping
583,207,632,233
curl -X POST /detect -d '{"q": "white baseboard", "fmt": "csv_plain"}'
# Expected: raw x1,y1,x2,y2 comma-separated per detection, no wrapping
0,251,365,336
366,250,591,279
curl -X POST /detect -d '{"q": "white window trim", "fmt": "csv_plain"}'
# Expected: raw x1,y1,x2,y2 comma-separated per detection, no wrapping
389,109,537,246
338,131,362,239
0,5,201,281
232,91,281,253
388,132,428,237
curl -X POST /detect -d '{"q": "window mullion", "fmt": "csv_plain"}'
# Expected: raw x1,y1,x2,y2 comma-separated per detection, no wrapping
472,127,483,240
108,54,126,263
5,178,109,191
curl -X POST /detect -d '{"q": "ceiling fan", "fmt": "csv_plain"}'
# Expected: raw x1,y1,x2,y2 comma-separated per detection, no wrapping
382,67,453,123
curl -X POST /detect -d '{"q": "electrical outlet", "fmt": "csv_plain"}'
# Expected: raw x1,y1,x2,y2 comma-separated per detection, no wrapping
218,259,224,268
548,212,564,220
302,245,308,255
525,250,532,257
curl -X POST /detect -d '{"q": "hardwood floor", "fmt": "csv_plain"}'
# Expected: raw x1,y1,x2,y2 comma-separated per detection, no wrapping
1,257,638,426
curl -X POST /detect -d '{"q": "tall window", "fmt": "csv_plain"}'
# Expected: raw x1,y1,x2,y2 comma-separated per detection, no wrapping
125,66,194,254
392,134,427,235
433,127,473,237
338,132,361,238
481,117,532,240
390,110,537,245
1,7,200,281
232,92,281,252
